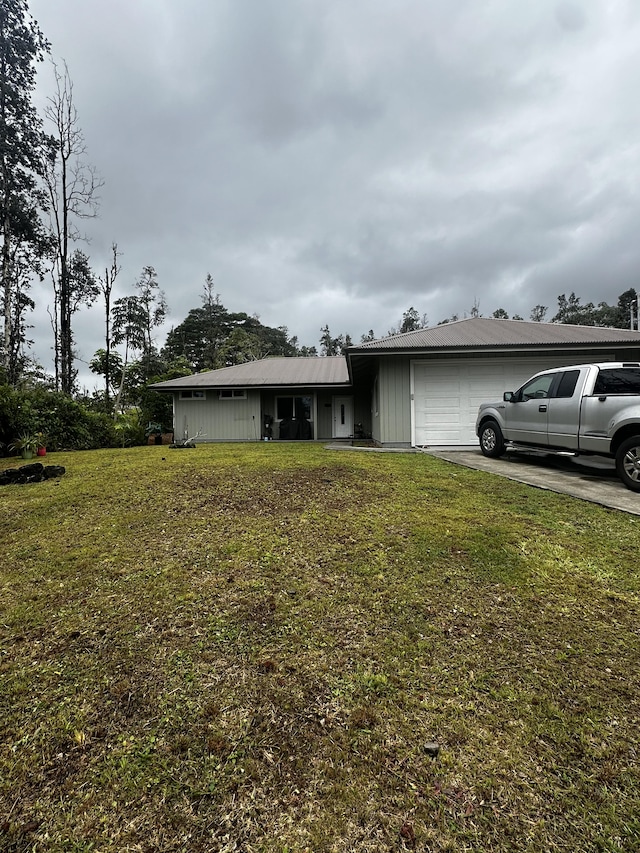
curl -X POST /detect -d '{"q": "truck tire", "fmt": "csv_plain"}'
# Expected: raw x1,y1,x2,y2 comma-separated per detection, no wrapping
479,420,505,458
615,436,640,492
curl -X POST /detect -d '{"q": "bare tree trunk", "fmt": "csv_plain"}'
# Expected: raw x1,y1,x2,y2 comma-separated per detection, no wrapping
43,61,101,395
1,210,11,373
0,44,12,375
113,335,129,417
99,243,120,406
47,302,60,391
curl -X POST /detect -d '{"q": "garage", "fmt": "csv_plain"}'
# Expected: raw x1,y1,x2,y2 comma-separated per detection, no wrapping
411,355,607,447
349,318,640,448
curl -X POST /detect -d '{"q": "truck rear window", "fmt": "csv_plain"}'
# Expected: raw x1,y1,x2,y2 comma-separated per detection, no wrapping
593,368,640,395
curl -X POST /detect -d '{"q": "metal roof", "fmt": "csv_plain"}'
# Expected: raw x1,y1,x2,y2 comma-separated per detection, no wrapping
350,317,640,351
150,356,350,390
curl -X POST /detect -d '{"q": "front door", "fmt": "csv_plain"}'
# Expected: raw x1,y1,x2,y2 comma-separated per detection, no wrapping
333,396,354,438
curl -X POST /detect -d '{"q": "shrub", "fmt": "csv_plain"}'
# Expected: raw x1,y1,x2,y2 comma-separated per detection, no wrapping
0,387,124,452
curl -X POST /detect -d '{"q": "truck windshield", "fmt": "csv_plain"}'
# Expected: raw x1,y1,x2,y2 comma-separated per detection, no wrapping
593,368,640,395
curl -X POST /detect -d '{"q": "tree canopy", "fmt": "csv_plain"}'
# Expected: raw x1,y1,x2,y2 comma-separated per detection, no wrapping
0,0,50,384
163,280,298,372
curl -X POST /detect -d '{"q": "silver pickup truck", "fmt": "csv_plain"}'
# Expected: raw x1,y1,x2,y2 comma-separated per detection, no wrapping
476,362,640,491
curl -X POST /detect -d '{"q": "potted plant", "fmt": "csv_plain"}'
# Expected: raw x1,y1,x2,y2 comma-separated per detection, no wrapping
35,432,47,456
9,433,41,460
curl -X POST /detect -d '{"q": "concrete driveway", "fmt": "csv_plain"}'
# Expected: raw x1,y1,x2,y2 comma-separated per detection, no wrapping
428,449,640,516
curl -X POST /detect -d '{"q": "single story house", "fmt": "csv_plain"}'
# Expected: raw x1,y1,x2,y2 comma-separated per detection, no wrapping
150,356,361,443
151,317,640,447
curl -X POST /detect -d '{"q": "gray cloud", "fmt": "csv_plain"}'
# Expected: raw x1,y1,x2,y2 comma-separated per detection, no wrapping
24,0,640,385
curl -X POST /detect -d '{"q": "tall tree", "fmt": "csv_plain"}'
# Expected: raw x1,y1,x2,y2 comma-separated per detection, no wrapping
163,289,296,370
6,252,34,382
199,273,226,368
615,288,638,329
319,325,351,355
0,0,50,383
97,242,120,407
319,324,336,356
552,292,596,325
530,304,547,322
469,299,481,318
89,347,123,403
4,236,48,383
43,60,102,393
492,308,509,319
133,265,167,380
388,307,428,335
111,294,147,414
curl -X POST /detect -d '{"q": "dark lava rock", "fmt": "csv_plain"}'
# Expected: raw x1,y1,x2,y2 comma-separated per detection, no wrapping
0,462,65,485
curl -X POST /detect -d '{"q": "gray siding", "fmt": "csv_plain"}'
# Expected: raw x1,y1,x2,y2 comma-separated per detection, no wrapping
173,390,262,442
173,388,340,442
378,357,411,445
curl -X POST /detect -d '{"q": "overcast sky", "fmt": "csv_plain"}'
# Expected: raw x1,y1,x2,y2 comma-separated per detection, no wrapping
27,0,640,388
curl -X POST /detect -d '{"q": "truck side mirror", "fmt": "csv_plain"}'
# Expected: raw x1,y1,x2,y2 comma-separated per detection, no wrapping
503,391,514,402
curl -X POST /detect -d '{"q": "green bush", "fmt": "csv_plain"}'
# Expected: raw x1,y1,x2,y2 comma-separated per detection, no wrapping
0,387,125,453
113,412,147,448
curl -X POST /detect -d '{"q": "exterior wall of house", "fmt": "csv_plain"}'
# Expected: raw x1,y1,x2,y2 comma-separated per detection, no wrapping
259,388,329,439
173,390,262,442
181,388,344,441
370,371,381,444
353,388,372,438
377,356,412,446
173,388,358,442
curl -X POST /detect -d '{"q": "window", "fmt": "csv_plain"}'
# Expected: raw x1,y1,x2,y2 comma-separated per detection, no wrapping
517,373,556,401
218,389,247,399
593,368,640,395
276,395,312,420
179,390,205,400
555,370,580,399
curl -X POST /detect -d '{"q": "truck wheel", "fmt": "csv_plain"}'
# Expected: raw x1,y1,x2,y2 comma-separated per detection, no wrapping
615,436,640,492
479,420,505,458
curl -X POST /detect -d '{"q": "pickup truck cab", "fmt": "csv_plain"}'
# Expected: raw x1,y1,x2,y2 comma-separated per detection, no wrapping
476,362,640,491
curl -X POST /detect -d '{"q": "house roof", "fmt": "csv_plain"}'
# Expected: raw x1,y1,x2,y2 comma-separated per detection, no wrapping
350,317,640,352
150,356,350,390
151,319,640,392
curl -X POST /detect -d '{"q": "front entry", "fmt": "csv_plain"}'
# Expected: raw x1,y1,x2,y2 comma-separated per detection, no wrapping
332,396,354,438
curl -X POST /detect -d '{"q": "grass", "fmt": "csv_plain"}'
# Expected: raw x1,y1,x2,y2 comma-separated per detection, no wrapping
1,443,639,852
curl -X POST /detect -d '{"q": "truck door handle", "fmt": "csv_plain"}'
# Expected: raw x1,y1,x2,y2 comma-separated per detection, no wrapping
538,405,547,412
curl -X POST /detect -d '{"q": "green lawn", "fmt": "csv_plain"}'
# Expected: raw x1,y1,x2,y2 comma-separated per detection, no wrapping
1,444,639,852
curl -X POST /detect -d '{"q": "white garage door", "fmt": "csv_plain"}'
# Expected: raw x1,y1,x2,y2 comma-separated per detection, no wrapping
411,356,610,447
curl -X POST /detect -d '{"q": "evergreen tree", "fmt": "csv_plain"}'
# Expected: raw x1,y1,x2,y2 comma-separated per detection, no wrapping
133,265,167,378
111,294,147,413
529,305,547,322
614,288,638,329
552,292,597,325
0,0,50,384
96,243,120,408
319,325,339,355
388,307,428,335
